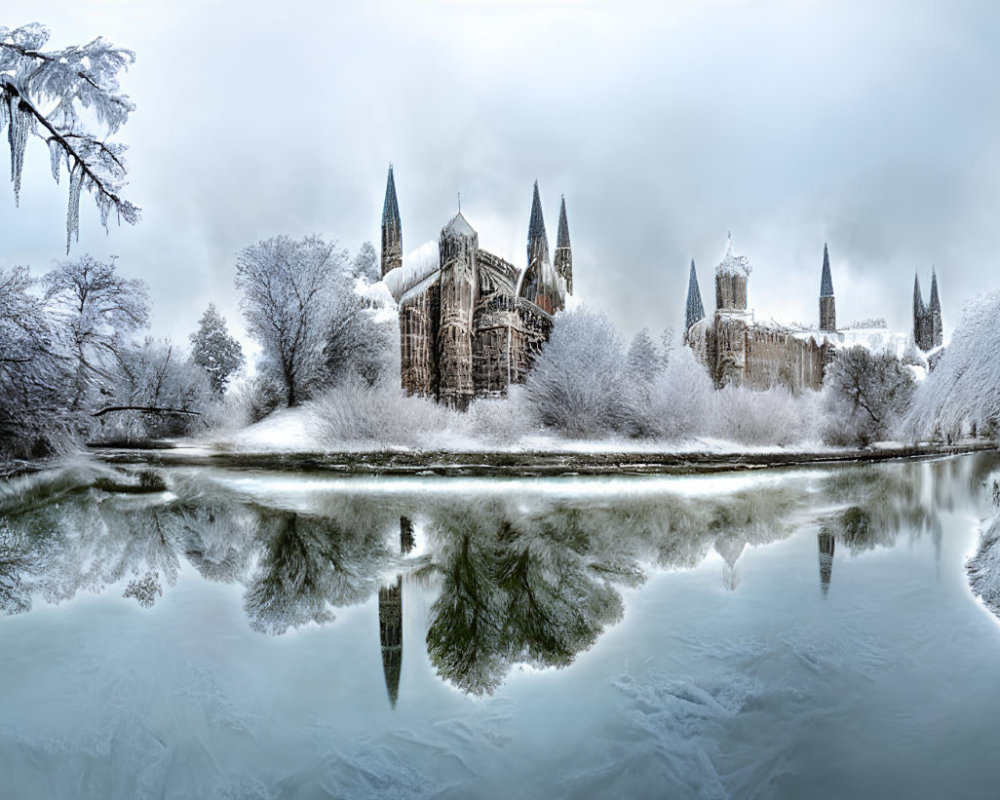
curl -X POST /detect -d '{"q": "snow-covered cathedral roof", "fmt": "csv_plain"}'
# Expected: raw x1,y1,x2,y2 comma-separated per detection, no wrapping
441,211,476,240
715,233,752,278
383,239,440,302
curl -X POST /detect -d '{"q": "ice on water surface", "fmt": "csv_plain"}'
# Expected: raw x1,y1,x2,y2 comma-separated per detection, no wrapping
3,453,1000,798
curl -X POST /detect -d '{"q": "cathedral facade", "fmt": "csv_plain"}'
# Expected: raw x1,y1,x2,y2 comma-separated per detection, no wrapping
685,238,943,392
380,166,572,410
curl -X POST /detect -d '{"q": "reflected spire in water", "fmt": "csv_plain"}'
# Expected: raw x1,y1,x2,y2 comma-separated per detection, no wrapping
715,535,746,591
379,516,415,708
818,529,835,596
378,576,403,708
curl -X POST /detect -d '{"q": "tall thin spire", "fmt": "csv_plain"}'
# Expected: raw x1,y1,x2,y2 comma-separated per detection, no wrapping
929,267,943,348
553,194,573,295
381,164,402,278
819,243,836,332
820,243,834,297
526,180,549,268
685,259,705,330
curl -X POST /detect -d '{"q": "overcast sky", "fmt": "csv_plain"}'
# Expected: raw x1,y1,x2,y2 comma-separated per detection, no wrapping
4,0,1000,351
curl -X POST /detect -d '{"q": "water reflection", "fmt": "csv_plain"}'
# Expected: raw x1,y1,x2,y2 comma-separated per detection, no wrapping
1,452,997,698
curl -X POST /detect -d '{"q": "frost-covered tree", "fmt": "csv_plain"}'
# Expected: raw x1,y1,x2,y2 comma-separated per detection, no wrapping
189,304,244,396
43,255,148,409
822,346,915,446
236,235,346,407
622,329,664,436
351,241,379,283
906,290,1000,441
318,270,394,388
236,234,391,408
0,266,73,457
525,309,626,437
0,23,139,250
95,338,212,440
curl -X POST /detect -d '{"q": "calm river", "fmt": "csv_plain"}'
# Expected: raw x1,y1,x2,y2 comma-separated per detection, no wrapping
2,453,1000,798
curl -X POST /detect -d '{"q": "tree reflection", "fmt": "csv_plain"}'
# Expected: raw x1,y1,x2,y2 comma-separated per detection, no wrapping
244,509,390,635
2,452,999,695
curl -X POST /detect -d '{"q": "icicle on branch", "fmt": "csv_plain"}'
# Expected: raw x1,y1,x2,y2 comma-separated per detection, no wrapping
0,23,140,252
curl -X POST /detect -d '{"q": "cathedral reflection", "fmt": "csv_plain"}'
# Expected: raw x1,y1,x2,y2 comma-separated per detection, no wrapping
379,516,415,708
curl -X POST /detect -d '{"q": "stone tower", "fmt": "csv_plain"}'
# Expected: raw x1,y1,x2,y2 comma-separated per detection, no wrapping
913,274,927,349
819,243,836,332
685,258,705,331
437,212,478,410
554,195,573,295
527,181,550,269
929,268,943,348
715,233,750,311
381,164,402,278
519,182,563,315
913,271,943,351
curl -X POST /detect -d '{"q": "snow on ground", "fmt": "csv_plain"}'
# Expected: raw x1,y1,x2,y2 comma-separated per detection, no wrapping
208,405,842,456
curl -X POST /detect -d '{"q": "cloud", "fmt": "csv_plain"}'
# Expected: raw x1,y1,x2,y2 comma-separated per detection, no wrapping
3,0,999,352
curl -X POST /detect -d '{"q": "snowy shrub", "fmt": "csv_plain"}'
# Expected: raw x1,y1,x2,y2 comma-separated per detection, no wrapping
312,380,454,448
713,385,821,446
525,308,627,438
643,346,714,441
460,387,535,446
822,346,915,446
906,290,1000,442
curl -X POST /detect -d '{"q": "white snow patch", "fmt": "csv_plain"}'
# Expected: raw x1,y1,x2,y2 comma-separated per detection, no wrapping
383,240,439,302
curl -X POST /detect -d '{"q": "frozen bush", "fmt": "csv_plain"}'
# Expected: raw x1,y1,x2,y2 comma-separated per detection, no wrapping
643,346,714,441
822,346,915,446
525,308,627,438
312,380,455,448
713,385,821,446
461,387,535,447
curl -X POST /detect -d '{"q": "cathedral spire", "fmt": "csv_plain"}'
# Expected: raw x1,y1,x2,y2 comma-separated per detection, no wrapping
554,195,573,294
526,180,549,268
820,243,834,297
819,243,836,332
381,164,402,278
685,259,705,331
929,267,943,348
913,273,927,349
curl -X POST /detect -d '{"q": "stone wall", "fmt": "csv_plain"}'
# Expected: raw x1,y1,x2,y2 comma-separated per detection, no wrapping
399,283,439,398
688,312,834,393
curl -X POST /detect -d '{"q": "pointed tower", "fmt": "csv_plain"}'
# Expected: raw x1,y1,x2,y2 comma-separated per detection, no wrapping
913,273,927,350
437,212,478,411
818,529,835,596
929,268,943,348
685,259,705,331
553,196,573,295
526,181,550,269
819,243,836,332
381,164,402,278
519,182,563,315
